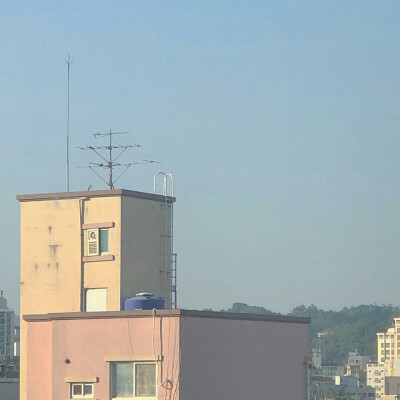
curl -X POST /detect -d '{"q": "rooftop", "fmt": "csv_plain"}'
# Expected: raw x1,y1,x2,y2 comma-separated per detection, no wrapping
23,309,311,324
16,189,175,203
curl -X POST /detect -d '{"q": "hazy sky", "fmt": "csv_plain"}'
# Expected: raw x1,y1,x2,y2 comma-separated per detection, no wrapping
1,1,399,314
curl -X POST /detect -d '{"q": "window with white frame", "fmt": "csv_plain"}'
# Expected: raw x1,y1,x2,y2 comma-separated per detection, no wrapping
87,228,109,256
71,383,93,398
111,361,156,399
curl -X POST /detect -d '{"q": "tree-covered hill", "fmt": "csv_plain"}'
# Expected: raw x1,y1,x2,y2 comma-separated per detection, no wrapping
222,303,400,364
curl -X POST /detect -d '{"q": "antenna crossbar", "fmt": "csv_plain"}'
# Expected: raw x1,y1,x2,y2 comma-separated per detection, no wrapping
79,130,159,189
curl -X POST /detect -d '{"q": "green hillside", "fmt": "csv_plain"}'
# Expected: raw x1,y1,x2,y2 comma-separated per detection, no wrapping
224,303,400,364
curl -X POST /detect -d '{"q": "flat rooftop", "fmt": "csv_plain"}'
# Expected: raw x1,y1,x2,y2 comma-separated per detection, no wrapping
16,189,175,203
23,309,310,324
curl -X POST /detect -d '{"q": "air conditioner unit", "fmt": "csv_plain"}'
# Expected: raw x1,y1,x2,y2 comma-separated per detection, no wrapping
87,229,99,256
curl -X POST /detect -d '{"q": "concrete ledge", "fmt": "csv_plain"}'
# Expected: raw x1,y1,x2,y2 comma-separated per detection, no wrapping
64,377,98,383
82,255,115,262
104,355,163,362
82,222,115,229
23,309,311,324
16,189,175,203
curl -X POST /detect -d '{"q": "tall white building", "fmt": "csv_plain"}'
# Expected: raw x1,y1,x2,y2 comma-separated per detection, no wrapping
0,292,14,361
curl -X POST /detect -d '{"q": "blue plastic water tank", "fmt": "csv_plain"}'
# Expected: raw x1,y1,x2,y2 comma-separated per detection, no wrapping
124,293,165,310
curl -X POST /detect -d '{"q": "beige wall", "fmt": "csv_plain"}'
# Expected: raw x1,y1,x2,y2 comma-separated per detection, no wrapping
82,196,122,311
121,196,172,308
19,190,174,400
20,198,83,400
179,316,309,400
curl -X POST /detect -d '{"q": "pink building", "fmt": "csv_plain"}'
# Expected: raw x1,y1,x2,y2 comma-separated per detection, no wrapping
25,309,310,400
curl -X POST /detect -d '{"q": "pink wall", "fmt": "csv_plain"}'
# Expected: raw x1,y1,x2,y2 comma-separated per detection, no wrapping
26,321,52,400
26,311,309,400
26,314,180,400
179,316,309,400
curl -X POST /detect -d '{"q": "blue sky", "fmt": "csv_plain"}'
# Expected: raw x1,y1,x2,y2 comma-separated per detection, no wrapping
1,1,399,314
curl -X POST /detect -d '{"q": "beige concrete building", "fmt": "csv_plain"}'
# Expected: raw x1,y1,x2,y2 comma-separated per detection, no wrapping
17,189,175,400
377,318,400,365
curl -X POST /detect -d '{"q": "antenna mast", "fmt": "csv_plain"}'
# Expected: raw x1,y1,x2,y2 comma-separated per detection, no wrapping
79,130,159,189
66,54,73,192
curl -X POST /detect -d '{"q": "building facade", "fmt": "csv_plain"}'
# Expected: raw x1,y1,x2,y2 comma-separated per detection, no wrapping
376,319,400,365
18,189,175,400
24,309,310,400
0,292,15,361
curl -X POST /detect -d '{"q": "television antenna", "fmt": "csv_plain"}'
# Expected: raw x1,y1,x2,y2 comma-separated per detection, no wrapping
78,130,160,189
66,54,73,192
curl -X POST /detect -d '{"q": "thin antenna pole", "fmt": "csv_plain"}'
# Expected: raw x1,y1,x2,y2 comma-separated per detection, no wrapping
66,54,73,192
109,129,113,189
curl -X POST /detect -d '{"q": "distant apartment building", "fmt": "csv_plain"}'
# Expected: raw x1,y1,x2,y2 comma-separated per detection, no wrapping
376,319,400,364
366,360,400,399
367,362,386,399
13,327,19,358
348,349,370,368
334,375,375,399
0,292,14,361
312,348,322,368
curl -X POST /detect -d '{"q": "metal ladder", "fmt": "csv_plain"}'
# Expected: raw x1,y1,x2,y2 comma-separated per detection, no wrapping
154,173,177,308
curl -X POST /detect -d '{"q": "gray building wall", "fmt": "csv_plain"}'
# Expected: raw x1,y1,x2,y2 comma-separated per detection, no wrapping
0,379,19,400
179,313,310,400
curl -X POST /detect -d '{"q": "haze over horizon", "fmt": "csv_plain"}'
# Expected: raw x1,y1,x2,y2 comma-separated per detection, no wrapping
1,1,399,315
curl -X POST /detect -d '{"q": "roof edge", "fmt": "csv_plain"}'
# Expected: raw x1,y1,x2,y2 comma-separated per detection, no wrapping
16,189,175,203
23,309,310,324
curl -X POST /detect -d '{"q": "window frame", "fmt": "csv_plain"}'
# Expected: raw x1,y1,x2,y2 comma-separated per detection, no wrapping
99,228,109,254
110,361,157,400
71,383,94,399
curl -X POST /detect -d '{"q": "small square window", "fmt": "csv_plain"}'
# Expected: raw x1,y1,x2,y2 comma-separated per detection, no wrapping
71,383,93,398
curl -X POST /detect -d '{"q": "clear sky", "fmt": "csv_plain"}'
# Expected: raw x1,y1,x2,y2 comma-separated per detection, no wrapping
1,1,399,314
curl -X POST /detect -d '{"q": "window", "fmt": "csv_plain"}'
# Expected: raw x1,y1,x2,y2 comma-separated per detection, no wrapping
86,228,109,256
99,228,109,253
85,288,107,312
111,362,156,399
71,383,93,398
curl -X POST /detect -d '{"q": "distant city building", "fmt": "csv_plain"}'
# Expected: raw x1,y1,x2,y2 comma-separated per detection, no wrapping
384,376,400,397
313,348,322,368
376,319,400,364
367,362,386,399
366,360,400,399
13,327,19,358
0,378,19,400
318,329,333,338
348,349,370,368
321,365,346,378
0,292,14,361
